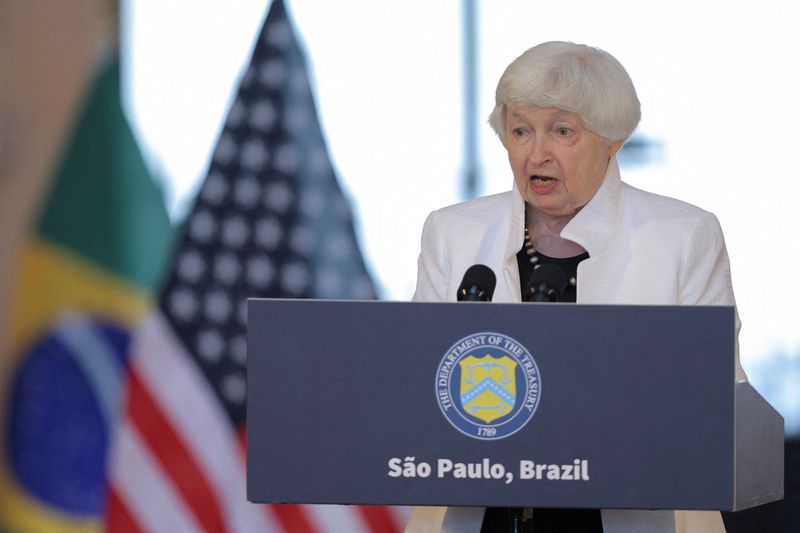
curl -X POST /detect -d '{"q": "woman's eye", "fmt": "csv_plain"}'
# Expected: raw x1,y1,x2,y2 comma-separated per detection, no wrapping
512,127,527,136
556,126,572,136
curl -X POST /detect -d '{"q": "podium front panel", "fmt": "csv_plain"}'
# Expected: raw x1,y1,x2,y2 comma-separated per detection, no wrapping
247,300,736,510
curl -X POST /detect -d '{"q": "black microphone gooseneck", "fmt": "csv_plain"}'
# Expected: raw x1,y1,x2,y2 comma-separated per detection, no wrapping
523,263,569,302
456,264,497,302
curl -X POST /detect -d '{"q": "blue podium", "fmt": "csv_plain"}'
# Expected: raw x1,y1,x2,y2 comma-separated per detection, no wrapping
246,300,783,511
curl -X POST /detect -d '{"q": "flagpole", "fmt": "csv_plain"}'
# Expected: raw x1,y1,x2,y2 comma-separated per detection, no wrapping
461,0,480,200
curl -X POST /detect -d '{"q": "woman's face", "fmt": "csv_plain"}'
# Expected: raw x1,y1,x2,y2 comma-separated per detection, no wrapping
506,106,622,218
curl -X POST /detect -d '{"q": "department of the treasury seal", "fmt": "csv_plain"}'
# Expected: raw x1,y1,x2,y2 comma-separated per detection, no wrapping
435,332,541,440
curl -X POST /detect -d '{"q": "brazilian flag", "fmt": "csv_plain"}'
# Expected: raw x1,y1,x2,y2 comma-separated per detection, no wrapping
0,56,173,532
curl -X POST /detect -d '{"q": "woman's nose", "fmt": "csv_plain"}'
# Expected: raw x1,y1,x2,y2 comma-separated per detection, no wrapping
527,136,552,165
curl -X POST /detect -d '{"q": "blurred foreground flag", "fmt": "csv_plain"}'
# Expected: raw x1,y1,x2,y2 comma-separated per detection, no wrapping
0,57,173,532
105,0,406,531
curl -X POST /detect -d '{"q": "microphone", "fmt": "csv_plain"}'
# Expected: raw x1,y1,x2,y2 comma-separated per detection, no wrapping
457,264,497,302
524,263,568,302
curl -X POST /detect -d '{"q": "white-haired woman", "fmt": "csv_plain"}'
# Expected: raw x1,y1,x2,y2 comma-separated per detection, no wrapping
408,41,742,533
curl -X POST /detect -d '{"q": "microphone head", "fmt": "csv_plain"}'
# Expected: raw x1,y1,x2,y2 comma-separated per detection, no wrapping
457,264,497,302
524,263,568,302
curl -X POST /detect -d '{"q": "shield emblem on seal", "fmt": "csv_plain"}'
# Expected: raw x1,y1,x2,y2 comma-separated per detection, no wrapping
459,354,517,423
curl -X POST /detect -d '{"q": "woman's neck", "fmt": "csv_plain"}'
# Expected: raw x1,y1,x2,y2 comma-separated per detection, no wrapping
525,206,586,258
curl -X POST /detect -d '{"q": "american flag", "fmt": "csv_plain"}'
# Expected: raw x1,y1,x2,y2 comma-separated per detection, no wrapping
105,0,407,530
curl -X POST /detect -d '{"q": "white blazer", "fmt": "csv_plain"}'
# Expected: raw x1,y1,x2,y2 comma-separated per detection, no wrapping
407,158,742,533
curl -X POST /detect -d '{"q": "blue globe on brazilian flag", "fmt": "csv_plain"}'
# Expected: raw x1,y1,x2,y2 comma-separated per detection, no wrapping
0,58,172,532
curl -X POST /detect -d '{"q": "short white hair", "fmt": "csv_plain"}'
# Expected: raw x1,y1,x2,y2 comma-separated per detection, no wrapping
488,41,641,145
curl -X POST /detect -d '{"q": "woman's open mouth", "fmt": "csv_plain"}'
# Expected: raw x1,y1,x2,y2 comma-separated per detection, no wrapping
528,175,559,193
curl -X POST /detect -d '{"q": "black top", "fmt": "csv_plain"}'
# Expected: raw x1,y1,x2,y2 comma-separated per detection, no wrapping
516,249,589,302
479,245,601,533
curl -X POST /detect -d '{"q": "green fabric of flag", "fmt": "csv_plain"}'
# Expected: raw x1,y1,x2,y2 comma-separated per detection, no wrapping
36,57,172,290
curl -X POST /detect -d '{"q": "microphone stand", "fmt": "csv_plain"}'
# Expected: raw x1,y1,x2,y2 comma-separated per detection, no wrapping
508,268,565,531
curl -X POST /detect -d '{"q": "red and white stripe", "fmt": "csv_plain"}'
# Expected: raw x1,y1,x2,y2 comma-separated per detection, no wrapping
106,311,408,532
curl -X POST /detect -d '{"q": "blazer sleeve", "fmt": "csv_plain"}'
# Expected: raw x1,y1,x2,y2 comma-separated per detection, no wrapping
679,211,746,380
412,210,449,303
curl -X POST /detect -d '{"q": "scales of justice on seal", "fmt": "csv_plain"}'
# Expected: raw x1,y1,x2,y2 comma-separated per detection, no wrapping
245,297,783,516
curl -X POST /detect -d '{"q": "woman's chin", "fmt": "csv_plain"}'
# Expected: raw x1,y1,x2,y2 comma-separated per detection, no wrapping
525,198,579,219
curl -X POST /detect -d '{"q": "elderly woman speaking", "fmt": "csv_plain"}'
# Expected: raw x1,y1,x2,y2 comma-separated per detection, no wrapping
408,41,743,533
